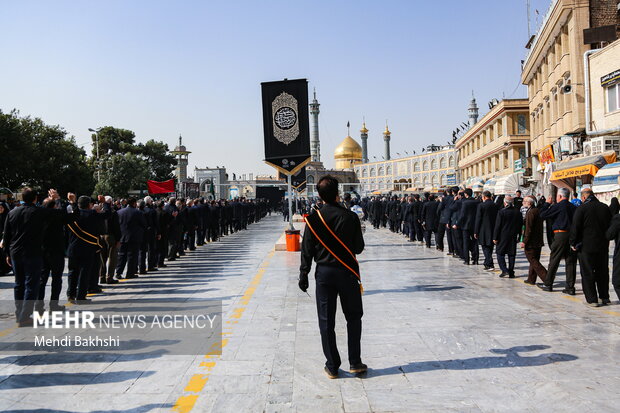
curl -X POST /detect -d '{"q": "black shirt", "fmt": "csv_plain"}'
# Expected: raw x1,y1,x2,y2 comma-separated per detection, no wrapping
540,199,575,231
300,203,364,274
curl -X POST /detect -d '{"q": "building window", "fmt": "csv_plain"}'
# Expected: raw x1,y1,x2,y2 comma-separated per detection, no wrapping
440,157,446,168
517,114,527,134
441,174,447,185
449,156,454,167
423,160,429,171
370,168,376,177
430,159,437,170
431,175,438,187
413,162,420,172
608,84,620,113
378,167,384,176
361,169,368,178
386,166,392,175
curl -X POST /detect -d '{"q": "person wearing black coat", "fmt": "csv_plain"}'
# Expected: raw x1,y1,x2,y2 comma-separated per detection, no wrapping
436,189,455,253
609,197,620,216
0,201,10,276
421,194,439,248
115,198,147,279
66,195,109,303
412,195,424,242
458,189,479,265
139,197,160,274
570,189,612,306
606,212,620,302
187,199,201,251
156,201,171,267
400,198,409,235
474,190,499,270
493,196,522,278
450,191,464,259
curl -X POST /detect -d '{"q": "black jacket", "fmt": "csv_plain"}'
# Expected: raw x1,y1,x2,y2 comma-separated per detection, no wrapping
540,200,575,231
300,203,364,274
421,200,440,231
66,206,109,257
493,206,522,255
570,195,611,254
459,198,479,231
117,206,147,245
474,199,498,246
438,195,454,225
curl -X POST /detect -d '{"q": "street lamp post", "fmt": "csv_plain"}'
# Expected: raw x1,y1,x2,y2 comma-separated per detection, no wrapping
88,128,101,182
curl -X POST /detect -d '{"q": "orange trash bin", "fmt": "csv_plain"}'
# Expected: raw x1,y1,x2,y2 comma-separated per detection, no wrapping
285,229,301,252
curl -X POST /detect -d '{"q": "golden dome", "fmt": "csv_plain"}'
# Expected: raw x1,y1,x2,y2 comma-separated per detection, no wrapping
360,122,368,134
383,124,391,135
334,136,363,160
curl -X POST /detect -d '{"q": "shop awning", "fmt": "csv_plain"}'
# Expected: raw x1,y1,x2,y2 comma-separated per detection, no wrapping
494,173,523,195
550,151,616,182
593,161,620,193
483,178,497,194
404,187,422,192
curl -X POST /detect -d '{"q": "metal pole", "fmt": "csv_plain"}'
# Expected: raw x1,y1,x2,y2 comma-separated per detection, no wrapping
287,174,294,231
96,132,100,182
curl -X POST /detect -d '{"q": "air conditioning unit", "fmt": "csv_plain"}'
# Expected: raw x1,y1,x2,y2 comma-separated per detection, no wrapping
589,136,620,156
583,141,593,156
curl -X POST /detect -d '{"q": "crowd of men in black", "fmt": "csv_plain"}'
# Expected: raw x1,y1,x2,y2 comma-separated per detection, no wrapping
360,186,620,308
0,188,271,327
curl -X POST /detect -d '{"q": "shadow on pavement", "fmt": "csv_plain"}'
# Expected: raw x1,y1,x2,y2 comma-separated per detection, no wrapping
367,345,577,377
0,370,155,389
6,403,169,413
364,284,464,295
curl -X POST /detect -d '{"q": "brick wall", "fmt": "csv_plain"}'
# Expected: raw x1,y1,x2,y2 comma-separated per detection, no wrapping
589,0,620,32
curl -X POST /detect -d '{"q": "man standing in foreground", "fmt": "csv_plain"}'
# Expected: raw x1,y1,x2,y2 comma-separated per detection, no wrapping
299,175,366,379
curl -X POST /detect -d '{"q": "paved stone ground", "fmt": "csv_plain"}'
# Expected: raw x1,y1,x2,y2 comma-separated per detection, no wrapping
1,215,620,412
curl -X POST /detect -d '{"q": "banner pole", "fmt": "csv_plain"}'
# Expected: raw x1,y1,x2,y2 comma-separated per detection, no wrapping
288,174,295,231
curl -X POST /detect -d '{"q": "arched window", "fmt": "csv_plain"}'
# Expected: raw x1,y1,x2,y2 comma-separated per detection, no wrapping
413,177,420,186
441,174,447,185
370,168,376,177
431,159,437,170
431,175,438,186
517,114,527,134
422,161,429,171
386,166,392,175
449,156,455,167
378,167,384,176
422,176,429,186
362,169,368,178
307,175,315,184
440,157,446,168
414,162,420,172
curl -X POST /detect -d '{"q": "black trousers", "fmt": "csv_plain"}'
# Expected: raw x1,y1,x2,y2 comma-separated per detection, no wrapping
39,251,64,303
11,252,43,322
481,244,494,268
414,221,423,241
613,249,620,301
436,224,446,251
315,265,363,371
452,228,462,258
424,229,434,247
578,250,610,303
67,252,95,300
462,229,478,264
116,242,139,277
544,232,576,289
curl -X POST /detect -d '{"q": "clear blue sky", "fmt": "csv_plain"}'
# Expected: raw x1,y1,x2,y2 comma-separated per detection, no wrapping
1,0,551,176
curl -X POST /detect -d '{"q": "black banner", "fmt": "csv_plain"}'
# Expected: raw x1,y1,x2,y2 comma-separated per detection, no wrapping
261,79,311,175
279,167,306,193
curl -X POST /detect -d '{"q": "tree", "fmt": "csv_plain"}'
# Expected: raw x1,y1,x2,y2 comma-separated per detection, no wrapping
136,139,177,181
94,153,149,198
0,109,95,196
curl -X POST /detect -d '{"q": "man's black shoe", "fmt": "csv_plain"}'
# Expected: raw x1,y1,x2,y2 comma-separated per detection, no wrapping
88,287,103,294
508,273,515,279
538,284,553,292
324,366,339,379
524,280,536,285
49,302,66,312
562,288,576,295
158,264,167,268
126,274,138,279
17,319,33,328
499,272,508,278
147,267,158,271
350,363,368,374
601,298,611,305
105,278,119,284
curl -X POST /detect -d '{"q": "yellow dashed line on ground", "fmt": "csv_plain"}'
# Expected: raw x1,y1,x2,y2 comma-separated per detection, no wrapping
171,249,275,412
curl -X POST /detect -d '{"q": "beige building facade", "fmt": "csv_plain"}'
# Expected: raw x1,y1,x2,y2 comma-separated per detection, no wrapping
457,99,531,182
587,38,620,138
354,146,456,194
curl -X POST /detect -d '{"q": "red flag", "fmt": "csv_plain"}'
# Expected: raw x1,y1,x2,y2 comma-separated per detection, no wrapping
147,179,175,194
